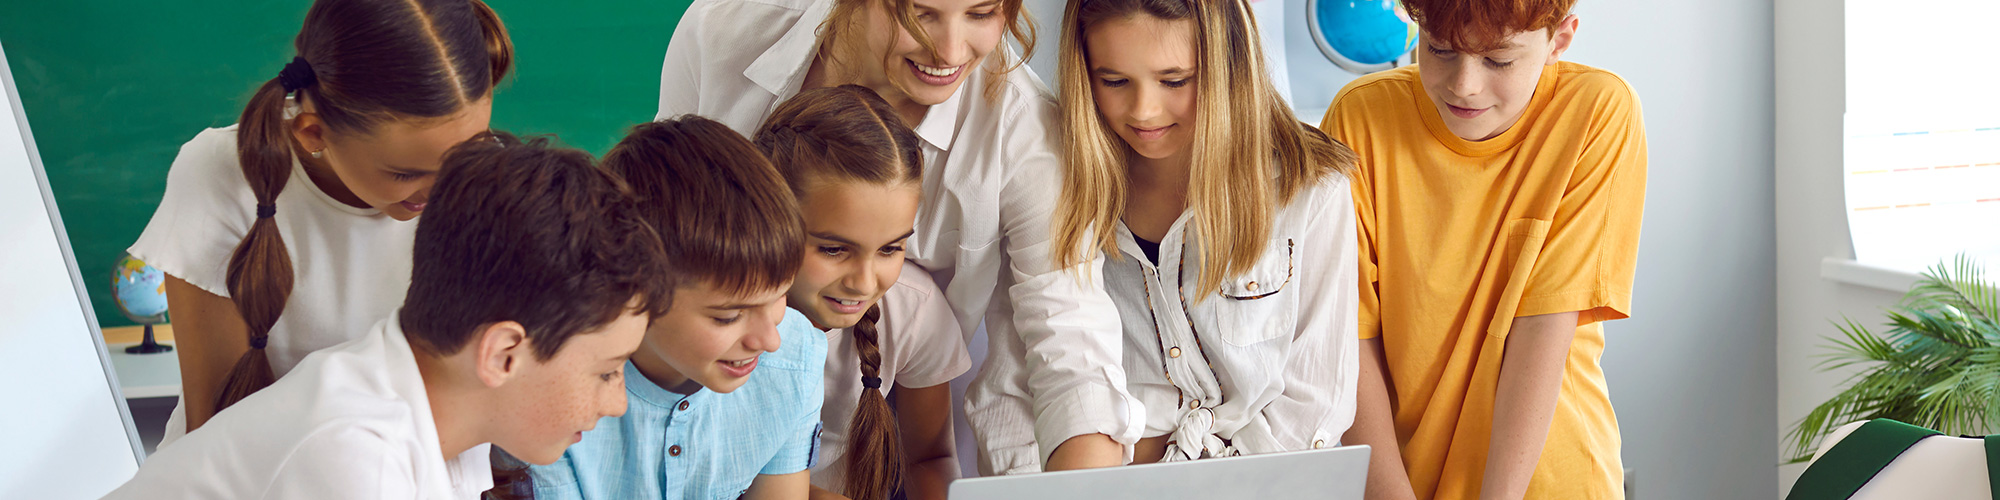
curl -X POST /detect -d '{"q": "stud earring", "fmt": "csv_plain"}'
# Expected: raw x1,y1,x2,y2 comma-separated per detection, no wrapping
309,149,324,159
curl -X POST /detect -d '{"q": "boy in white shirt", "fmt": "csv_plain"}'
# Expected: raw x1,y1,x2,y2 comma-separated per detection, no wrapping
101,134,674,500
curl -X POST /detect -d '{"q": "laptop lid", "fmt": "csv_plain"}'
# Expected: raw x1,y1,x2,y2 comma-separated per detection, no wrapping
950,445,1370,500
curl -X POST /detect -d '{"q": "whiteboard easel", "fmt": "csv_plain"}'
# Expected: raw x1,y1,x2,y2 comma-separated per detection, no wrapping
0,39,147,499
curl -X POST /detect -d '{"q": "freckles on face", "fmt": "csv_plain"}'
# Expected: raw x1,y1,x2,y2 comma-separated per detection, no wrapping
1085,14,1198,161
322,99,493,221
501,309,646,465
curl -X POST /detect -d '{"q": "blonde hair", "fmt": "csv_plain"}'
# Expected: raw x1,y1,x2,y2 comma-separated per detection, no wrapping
1051,0,1356,298
818,0,1037,101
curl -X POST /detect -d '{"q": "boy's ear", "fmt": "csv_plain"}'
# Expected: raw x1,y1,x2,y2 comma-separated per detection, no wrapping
1545,14,1580,65
472,321,532,388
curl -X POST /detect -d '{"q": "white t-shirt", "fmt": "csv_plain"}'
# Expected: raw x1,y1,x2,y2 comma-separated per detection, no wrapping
659,0,1140,474
809,262,971,493
101,312,492,499
127,125,417,444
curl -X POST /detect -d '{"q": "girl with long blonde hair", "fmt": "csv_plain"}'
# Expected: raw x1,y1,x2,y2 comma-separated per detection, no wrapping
1048,0,1363,464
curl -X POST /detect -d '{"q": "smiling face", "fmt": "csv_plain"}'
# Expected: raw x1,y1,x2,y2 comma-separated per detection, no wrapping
848,0,1008,109
1085,14,1198,163
631,281,793,394
1415,16,1577,141
301,98,495,221
488,308,647,465
787,179,921,330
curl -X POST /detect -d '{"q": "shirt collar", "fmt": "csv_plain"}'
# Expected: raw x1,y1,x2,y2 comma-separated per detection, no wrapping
911,81,964,153
743,0,835,97
623,360,705,409
378,311,450,468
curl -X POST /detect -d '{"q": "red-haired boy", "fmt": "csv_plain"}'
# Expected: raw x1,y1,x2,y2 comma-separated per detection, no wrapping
1321,0,1647,498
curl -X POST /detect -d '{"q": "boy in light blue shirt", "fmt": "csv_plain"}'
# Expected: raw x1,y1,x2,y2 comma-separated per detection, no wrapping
516,117,826,499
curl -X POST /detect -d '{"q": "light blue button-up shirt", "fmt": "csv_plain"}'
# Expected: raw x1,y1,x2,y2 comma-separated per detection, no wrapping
526,308,828,500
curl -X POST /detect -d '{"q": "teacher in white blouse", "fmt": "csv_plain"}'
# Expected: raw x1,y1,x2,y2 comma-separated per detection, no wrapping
656,0,1142,476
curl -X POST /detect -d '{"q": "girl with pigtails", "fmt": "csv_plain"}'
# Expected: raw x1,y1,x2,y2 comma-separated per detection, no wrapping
752,85,971,500
124,0,512,456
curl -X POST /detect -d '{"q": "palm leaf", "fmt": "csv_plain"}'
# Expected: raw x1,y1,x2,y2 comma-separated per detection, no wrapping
1784,255,2000,463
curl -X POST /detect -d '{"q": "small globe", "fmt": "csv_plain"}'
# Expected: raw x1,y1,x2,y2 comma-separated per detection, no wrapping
112,254,168,324
1310,0,1421,74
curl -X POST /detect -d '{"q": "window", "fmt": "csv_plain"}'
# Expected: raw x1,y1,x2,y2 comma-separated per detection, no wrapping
1841,0,2000,275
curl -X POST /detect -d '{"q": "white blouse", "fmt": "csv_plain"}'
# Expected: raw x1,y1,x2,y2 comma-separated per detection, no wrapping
1108,174,1361,461
657,0,1142,474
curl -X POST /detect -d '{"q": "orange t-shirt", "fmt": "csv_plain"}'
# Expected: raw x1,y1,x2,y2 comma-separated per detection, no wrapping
1321,62,1647,499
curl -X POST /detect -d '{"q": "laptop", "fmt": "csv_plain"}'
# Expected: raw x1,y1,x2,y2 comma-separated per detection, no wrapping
949,445,1370,500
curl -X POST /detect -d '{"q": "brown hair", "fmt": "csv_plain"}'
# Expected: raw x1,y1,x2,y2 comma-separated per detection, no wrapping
751,85,921,500
215,0,515,415
398,131,673,359
604,116,804,298
755,85,923,198
1403,0,1576,53
1052,0,1356,299
820,0,1037,101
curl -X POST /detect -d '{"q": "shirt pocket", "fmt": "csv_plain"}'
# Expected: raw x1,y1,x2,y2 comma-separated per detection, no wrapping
1485,218,1552,337
1214,238,1298,347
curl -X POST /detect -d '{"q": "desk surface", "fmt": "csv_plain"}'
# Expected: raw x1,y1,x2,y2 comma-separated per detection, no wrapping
102,324,179,399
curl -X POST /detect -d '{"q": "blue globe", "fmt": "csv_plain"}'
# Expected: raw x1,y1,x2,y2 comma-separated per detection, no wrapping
1310,0,1421,74
112,254,169,324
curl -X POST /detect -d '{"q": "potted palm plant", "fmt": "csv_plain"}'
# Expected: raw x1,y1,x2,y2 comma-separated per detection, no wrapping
1785,256,2000,463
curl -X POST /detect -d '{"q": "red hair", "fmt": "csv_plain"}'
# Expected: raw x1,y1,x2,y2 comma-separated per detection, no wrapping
1403,0,1574,53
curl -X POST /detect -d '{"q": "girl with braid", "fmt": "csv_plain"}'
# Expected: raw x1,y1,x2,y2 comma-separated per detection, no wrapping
753,86,970,500
124,0,512,449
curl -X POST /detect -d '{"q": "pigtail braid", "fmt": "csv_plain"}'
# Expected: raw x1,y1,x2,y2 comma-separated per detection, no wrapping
213,77,300,414
841,305,903,500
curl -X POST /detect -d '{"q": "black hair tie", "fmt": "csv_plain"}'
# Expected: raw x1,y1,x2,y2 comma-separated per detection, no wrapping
255,203,276,219
277,56,317,92
861,376,882,389
249,335,268,350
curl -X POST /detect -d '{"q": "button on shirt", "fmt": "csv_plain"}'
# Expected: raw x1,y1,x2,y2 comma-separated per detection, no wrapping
527,308,828,500
658,0,1139,474
1105,174,1361,462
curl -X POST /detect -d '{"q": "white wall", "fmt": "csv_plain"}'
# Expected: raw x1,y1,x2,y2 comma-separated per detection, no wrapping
1772,0,1907,495
1017,1,1779,498
1555,1,1779,498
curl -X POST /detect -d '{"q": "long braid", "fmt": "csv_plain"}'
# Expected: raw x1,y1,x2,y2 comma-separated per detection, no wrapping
841,305,903,500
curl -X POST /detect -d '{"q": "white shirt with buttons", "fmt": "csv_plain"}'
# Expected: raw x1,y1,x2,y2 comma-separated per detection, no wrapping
1107,173,1361,461
656,0,1141,475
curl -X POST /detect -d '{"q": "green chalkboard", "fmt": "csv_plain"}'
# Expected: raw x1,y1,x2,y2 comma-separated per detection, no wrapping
0,0,692,327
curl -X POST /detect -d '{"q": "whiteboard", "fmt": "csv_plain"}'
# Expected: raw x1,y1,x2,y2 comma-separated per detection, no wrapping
0,40,146,498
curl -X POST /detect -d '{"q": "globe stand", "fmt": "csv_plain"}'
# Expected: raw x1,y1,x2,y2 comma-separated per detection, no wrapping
124,324,173,354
